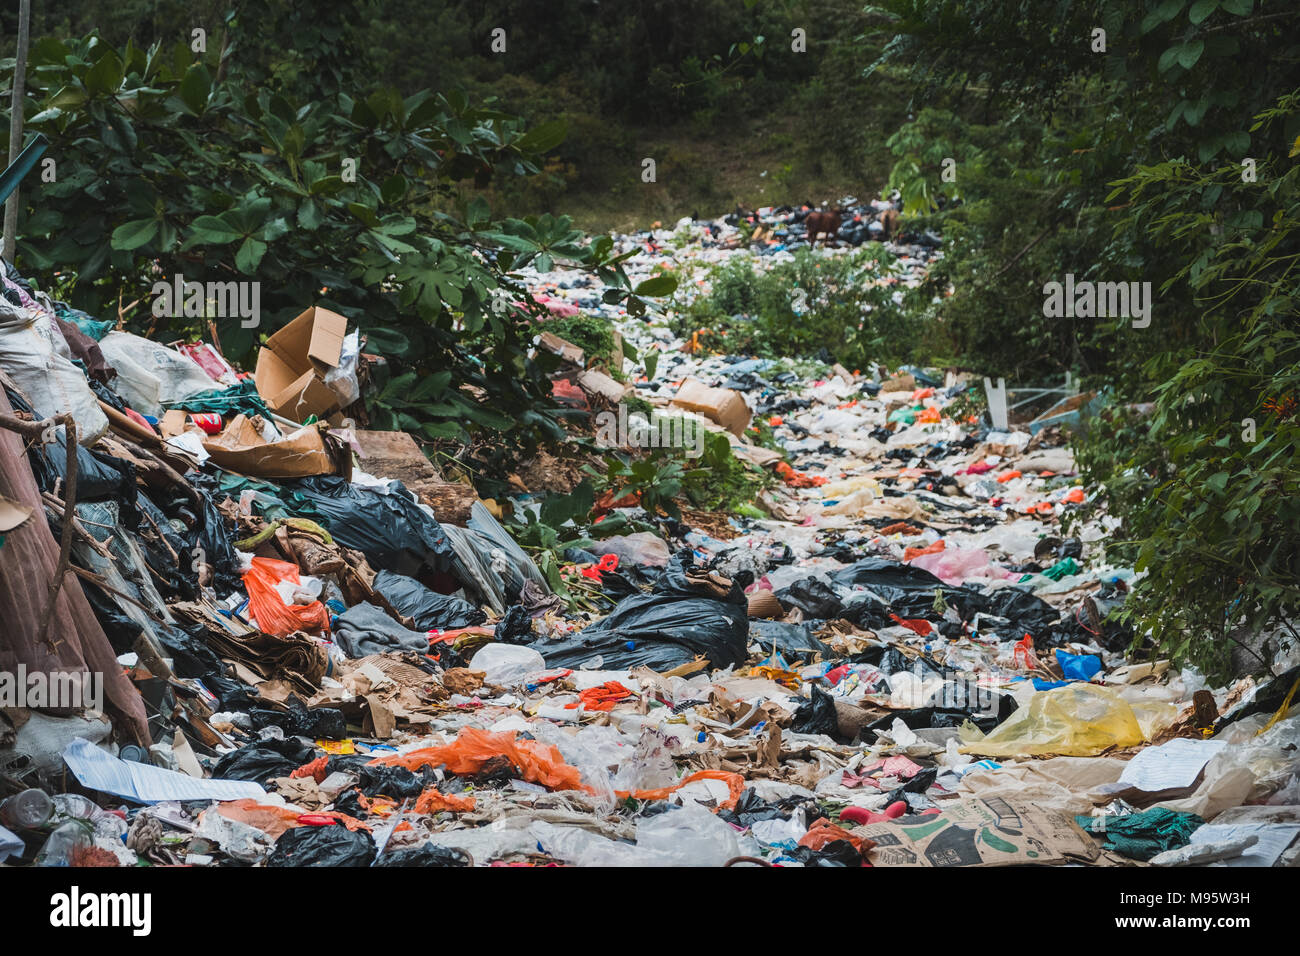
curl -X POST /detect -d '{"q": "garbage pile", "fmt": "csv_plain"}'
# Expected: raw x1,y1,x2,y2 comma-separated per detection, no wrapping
1,208,1298,869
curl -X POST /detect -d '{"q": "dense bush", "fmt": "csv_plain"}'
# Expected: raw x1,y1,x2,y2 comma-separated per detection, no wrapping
671,246,932,369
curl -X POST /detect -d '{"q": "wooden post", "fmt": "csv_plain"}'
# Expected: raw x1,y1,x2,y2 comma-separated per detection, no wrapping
4,0,33,261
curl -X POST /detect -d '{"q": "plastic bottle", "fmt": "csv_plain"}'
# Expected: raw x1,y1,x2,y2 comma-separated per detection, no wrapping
33,819,93,866
0,788,54,829
52,793,128,841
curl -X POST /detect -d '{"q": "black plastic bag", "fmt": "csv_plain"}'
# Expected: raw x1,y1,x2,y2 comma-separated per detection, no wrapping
211,737,314,783
374,569,485,630
775,577,843,619
831,558,958,619
717,788,789,828
495,604,535,645
249,697,347,740
357,764,437,800
374,843,472,867
268,824,375,867
1214,663,1300,733
787,840,863,867
527,549,749,670
791,685,840,736
186,472,242,593
286,476,454,575
749,620,833,664
849,645,955,679
29,433,137,515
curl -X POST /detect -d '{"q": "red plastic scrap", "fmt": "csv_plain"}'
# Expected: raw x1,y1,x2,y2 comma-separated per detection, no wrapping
564,680,634,712
290,755,330,783
889,613,933,636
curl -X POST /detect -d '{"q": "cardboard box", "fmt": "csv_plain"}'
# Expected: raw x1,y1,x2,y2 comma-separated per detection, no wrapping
670,379,751,436
202,414,337,479
254,307,348,423
577,369,631,405
537,331,585,366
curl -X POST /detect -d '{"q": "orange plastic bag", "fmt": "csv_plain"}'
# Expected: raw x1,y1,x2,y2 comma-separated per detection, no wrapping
903,538,945,561
996,469,1022,483
290,755,329,783
564,680,634,712
917,406,941,424
368,727,591,793
799,817,874,858
214,799,368,838
615,769,745,811
242,556,332,637
414,788,477,814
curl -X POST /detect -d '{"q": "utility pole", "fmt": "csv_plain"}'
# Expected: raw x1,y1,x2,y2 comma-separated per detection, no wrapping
4,0,33,262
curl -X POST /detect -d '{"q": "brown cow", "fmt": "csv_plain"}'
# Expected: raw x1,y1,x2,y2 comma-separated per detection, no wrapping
806,208,843,247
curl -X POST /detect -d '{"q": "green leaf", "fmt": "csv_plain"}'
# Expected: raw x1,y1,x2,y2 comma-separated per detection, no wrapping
110,218,158,250
633,275,678,297
1187,0,1220,24
180,63,211,114
515,119,567,154
186,215,243,245
644,351,659,380
1221,0,1252,14
297,201,324,230
83,52,124,96
381,174,408,204
1141,0,1186,33
235,236,267,273
1176,39,1205,69
540,480,594,529
363,327,410,357
466,195,491,226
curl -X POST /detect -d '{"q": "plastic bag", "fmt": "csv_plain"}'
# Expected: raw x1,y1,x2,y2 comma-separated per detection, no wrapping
98,330,217,416
0,308,108,444
749,620,833,664
373,569,485,630
413,788,477,814
633,803,744,865
374,842,471,867
267,823,375,867
1056,648,1102,682
469,643,546,686
242,556,332,637
285,476,454,576
587,532,671,568
911,546,1012,585
615,769,746,809
528,549,749,671
212,738,316,783
960,683,1176,757
368,727,590,792
324,330,361,407
774,576,843,618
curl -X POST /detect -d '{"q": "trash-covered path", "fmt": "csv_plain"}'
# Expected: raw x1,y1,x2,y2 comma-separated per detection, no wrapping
2,205,1298,870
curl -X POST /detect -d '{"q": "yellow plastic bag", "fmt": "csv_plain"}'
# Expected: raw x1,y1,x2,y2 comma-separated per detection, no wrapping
959,683,1176,758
